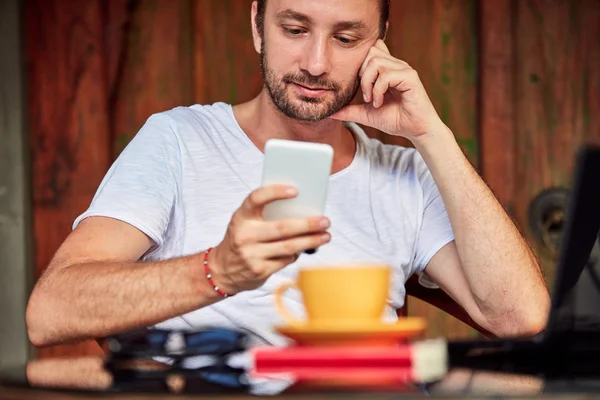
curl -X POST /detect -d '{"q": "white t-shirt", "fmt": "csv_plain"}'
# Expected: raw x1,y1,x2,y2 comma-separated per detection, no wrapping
73,102,453,373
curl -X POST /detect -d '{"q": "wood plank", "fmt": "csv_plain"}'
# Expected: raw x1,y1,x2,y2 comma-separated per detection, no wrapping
385,0,478,165
193,0,261,105
480,0,515,215
111,0,194,157
105,0,133,96
514,0,600,287
25,0,112,357
387,0,479,339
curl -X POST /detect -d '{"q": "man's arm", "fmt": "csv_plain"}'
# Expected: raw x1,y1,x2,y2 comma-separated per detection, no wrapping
26,216,223,347
431,368,543,396
414,128,550,337
404,273,494,337
26,185,330,347
329,38,550,337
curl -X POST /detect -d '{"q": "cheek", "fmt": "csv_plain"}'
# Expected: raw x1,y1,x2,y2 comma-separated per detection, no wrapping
331,56,363,85
265,30,303,64
266,45,302,74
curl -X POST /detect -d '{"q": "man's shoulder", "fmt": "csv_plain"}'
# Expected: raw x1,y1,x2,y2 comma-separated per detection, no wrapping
119,102,236,160
156,102,233,129
134,102,237,150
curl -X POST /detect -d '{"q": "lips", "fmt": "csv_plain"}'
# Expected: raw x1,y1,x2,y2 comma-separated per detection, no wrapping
294,82,330,91
290,82,332,98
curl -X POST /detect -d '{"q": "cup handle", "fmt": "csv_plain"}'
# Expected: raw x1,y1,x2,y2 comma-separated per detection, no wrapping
274,281,305,326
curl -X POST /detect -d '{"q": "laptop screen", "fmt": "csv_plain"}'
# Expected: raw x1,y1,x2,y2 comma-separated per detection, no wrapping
547,145,600,333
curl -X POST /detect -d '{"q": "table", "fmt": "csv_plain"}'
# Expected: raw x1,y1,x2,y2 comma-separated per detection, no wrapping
1,356,597,399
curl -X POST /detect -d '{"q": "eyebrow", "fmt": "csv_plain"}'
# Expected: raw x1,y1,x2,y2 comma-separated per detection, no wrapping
333,21,367,32
275,9,367,32
276,9,311,24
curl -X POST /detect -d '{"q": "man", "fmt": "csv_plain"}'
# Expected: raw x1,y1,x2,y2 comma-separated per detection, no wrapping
27,0,548,359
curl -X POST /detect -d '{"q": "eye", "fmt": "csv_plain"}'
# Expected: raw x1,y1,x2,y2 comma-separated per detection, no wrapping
283,26,306,36
335,36,358,45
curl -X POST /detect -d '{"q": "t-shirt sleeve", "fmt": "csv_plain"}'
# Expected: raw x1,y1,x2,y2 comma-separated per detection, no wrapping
411,153,455,287
72,113,181,251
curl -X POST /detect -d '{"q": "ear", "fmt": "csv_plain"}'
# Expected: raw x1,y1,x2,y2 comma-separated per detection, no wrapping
382,21,389,41
251,1,262,54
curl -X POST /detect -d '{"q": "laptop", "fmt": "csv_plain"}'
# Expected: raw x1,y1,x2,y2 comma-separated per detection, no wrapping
448,144,600,378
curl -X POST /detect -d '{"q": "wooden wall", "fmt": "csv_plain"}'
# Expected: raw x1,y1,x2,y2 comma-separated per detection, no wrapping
25,0,599,358
481,0,600,288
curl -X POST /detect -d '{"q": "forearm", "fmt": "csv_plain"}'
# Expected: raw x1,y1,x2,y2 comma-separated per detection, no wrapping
26,358,112,391
432,368,543,396
26,252,221,347
413,125,550,333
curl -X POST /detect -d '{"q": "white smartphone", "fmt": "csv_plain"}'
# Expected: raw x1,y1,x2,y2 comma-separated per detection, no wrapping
261,139,334,226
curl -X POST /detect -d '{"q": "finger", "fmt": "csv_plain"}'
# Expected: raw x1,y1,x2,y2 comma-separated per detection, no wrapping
359,48,397,78
398,59,411,69
259,232,331,260
360,61,379,103
372,71,394,108
241,184,298,218
386,68,419,93
359,42,410,79
374,39,391,54
329,104,374,125
361,57,404,103
374,68,420,107
253,216,331,242
272,252,300,265
261,254,299,276
373,76,389,108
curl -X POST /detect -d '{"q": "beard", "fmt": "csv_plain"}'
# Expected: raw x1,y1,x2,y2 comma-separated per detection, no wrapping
260,44,360,122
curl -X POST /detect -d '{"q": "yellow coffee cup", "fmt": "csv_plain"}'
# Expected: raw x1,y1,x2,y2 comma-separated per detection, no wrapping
274,264,391,326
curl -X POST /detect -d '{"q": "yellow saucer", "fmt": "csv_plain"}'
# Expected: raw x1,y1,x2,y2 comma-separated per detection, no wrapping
275,317,426,346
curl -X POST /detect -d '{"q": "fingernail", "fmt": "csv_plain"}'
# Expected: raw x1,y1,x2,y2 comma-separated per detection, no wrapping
321,233,330,242
363,93,368,102
286,187,298,195
320,219,330,228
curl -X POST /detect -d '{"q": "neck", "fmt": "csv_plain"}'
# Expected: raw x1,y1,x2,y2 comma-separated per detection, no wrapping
233,89,353,153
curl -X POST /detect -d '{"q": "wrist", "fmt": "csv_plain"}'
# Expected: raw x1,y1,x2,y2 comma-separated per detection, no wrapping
411,123,459,158
189,252,223,302
204,247,234,298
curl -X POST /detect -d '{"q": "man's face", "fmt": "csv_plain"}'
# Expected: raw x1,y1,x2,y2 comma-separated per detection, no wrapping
257,0,381,122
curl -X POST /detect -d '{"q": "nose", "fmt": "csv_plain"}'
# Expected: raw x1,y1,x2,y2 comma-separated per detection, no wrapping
300,34,331,78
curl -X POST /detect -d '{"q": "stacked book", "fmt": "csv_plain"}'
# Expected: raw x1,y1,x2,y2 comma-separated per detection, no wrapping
251,339,448,389
103,324,449,393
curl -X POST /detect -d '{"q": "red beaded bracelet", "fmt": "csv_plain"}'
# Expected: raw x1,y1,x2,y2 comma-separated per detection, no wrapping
203,247,232,298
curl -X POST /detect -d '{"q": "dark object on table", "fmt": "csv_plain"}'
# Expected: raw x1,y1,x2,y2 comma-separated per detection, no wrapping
448,145,600,386
106,327,249,358
104,327,251,394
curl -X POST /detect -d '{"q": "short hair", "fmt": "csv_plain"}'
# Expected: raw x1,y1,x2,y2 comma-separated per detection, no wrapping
255,0,390,40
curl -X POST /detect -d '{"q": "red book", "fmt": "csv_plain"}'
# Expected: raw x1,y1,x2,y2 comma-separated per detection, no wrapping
250,339,447,383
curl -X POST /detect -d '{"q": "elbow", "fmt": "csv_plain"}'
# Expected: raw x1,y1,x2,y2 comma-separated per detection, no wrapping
26,283,61,348
487,313,547,338
483,293,551,338
513,286,552,337
504,311,547,338
26,293,48,347
522,298,551,336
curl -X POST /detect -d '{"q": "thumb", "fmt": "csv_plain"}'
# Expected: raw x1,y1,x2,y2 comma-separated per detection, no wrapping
330,104,373,126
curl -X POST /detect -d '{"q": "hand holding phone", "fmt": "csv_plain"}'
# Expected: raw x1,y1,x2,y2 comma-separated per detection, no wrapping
209,139,334,295
210,185,331,295
261,139,333,221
